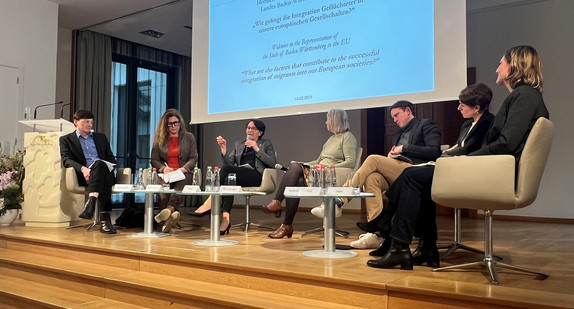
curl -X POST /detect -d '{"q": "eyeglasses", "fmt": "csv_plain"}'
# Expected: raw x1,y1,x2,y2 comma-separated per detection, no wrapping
167,121,180,127
246,126,259,130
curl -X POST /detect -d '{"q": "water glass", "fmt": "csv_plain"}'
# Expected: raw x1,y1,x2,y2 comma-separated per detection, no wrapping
227,173,237,186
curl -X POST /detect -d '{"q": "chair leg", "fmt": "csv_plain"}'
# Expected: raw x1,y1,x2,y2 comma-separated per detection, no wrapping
231,195,275,232
301,226,349,238
438,208,502,260
433,210,548,284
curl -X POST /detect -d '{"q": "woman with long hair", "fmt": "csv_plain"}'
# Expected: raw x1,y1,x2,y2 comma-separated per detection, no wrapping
151,109,198,233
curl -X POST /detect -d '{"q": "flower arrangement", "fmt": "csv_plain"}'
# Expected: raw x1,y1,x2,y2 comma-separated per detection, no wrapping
0,149,25,216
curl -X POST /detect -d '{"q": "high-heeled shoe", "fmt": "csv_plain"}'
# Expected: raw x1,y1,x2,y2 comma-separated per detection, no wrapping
263,200,282,218
268,224,293,239
220,224,231,235
189,209,211,217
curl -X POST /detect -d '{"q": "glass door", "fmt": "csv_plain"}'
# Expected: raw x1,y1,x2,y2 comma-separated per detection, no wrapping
111,59,173,202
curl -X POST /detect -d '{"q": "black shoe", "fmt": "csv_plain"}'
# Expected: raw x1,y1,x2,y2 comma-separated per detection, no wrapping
79,196,97,219
189,209,211,217
412,238,440,268
220,224,230,235
369,237,392,257
99,213,117,234
367,239,413,270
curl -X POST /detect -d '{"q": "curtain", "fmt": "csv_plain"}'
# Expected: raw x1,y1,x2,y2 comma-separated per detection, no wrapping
75,31,112,137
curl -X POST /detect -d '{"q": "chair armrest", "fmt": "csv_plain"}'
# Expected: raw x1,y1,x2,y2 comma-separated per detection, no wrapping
431,155,516,210
116,168,132,184
243,168,277,194
65,167,86,194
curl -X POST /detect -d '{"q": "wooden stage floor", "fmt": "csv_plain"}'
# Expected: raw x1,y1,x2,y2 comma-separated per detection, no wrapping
2,206,574,308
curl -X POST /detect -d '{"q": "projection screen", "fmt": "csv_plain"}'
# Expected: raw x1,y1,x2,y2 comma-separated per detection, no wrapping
191,0,466,124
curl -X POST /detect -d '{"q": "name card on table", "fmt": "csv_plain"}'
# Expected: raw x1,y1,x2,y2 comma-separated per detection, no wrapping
284,186,322,196
220,185,242,193
113,184,134,192
145,185,162,192
182,185,201,193
326,187,355,196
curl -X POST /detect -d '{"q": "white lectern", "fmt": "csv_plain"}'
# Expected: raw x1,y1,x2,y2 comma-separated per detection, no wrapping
19,119,82,227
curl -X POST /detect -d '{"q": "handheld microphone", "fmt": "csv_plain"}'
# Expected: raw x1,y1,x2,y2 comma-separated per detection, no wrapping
275,163,288,172
243,134,252,155
34,101,64,119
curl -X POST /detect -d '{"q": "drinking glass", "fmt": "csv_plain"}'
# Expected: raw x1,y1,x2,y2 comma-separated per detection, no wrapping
227,173,237,186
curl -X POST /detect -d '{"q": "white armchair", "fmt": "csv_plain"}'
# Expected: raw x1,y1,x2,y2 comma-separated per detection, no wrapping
431,117,553,284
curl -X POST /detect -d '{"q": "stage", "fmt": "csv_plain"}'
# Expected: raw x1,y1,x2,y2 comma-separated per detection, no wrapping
1,207,573,308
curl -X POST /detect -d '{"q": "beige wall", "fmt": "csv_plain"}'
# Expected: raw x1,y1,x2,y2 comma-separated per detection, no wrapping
467,0,574,218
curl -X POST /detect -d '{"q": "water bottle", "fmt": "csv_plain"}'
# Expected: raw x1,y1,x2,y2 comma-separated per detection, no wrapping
192,166,199,186
330,165,337,187
205,166,213,191
136,168,144,189
151,168,158,185
213,166,220,191
310,165,320,187
145,167,153,188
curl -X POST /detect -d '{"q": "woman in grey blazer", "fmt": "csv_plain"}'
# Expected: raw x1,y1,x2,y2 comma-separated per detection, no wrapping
192,119,277,235
151,109,198,233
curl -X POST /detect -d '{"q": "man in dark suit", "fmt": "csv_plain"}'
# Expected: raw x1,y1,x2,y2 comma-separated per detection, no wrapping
60,110,117,234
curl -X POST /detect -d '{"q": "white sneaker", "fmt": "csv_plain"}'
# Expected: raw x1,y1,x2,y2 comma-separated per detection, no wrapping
310,202,342,218
350,233,383,249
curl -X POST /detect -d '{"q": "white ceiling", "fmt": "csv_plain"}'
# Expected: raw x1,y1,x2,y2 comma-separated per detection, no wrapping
48,0,192,56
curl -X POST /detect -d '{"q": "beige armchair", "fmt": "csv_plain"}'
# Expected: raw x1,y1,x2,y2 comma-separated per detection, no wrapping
66,167,131,231
431,117,553,284
232,168,278,232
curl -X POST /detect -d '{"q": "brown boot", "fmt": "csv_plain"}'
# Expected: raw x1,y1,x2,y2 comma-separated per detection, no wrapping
268,224,293,239
263,200,282,218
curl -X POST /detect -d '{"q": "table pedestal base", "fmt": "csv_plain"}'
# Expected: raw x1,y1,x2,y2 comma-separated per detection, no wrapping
192,239,239,246
129,232,170,238
303,249,357,259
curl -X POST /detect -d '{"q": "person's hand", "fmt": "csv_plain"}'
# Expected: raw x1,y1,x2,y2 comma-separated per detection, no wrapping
217,136,227,154
163,167,174,173
82,167,91,182
245,139,259,152
388,145,403,156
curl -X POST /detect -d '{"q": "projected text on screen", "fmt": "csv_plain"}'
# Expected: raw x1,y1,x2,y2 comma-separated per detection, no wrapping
208,0,434,115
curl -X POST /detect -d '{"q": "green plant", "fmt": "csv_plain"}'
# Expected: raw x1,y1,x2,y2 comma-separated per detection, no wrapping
0,150,25,216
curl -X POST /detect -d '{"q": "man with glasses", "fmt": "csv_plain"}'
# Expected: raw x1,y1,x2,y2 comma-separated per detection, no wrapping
60,110,118,234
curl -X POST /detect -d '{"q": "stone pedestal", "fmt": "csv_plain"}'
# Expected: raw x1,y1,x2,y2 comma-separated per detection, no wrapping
21,132,84,227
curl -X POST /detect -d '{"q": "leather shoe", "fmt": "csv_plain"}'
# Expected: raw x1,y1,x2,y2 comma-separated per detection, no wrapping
369,237,392,256
79,196,97,219
367,239,413,270
99,212,117,234
268,224,293,239
412,238,440,268
263,200,282,218
189,209,211,217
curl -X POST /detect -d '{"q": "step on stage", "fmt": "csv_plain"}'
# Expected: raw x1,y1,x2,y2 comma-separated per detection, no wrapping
1,208,573,308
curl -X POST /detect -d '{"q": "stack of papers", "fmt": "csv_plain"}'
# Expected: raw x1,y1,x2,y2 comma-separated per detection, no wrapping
159,169,186,183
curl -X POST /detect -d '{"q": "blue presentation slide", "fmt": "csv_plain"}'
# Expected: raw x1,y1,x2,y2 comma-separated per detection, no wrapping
208,0,434,114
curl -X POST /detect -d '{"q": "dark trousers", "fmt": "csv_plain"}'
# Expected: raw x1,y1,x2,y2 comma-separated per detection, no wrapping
159,172,194,211
270,162,307,225
220,165,262,213
388,165,437,244
86,160,115,211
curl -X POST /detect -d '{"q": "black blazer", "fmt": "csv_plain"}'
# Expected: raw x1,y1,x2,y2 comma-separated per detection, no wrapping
443,110,495,156
391,118,442,164
60,131,117,186
221,138,277,175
